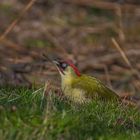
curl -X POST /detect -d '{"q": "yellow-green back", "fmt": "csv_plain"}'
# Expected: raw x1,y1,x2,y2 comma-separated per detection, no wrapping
71,74,119,100
57,63,119,102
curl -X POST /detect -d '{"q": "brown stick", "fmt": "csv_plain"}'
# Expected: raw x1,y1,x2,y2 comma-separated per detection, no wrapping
111,38,140,80
103,65,112,89
0,0,36,42
111,38,131,68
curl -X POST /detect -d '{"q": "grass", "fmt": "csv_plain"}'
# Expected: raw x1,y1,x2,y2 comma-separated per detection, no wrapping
0,87,140,140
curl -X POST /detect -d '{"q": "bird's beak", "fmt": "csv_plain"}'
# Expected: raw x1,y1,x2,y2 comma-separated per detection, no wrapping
53,60,65,75
53,60,60,66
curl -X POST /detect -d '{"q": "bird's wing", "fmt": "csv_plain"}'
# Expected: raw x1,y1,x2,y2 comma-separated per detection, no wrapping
71,75,119,99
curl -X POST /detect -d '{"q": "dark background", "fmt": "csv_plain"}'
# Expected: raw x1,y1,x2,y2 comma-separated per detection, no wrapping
0,0,140,98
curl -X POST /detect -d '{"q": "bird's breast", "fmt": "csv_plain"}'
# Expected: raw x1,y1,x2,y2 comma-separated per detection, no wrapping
62,84,88,103
61,76,90,103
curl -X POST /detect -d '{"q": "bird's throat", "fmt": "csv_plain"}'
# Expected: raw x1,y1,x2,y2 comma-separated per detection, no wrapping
61,74,72,88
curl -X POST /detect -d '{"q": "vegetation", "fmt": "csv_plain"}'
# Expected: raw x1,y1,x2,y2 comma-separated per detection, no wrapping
0,87,140,140
0,0,140,139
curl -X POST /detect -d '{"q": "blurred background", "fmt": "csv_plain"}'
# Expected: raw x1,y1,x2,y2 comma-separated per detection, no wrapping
0,0,140,97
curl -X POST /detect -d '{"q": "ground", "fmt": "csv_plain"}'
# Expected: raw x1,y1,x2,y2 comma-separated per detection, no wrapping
0,87,140,140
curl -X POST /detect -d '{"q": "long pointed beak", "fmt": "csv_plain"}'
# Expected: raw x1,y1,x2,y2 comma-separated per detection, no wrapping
42,54,64,74
53,60,65,75
52,60,59,66
52,60,61,70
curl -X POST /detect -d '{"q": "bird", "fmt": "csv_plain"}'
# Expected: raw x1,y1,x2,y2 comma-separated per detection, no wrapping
53,59,119,104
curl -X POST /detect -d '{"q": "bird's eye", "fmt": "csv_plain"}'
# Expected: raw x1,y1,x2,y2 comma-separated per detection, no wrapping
61,63,68,69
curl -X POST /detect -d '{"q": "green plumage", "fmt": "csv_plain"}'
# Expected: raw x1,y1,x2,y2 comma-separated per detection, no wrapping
61,67,119,104
71,75,119,100
54,61,119,104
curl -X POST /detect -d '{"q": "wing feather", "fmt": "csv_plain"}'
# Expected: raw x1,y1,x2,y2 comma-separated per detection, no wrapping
72,75,119,100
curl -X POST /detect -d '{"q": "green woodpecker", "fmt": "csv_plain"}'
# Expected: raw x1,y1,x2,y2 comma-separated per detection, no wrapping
53,59,119,104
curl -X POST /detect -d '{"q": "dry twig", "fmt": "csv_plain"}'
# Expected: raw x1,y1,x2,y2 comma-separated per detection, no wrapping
103,65,112,89
111,38,131,68
111,38,140,81
0,0,37,42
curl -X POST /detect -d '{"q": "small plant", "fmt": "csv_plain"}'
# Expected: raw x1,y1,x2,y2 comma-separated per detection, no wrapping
0,86,140,140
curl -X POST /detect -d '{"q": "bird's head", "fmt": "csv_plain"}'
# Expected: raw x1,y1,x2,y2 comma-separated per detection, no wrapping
53,59,81,77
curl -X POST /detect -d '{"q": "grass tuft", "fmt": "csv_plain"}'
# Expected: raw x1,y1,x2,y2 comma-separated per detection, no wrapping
0,87,140,140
